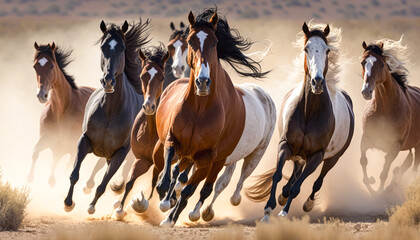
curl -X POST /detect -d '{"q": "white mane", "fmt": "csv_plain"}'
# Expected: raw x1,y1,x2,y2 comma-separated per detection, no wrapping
378,36,410,80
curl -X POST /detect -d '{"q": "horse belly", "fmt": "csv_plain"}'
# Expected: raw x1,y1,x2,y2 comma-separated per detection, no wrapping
324,91,352,159
225,83,276,165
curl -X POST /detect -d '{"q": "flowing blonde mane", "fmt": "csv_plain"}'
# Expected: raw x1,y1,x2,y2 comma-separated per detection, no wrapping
290,21,342,94
378,36,410,83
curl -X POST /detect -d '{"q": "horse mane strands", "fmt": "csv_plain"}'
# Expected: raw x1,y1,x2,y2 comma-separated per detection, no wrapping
379,36,410,85
293,20,342,94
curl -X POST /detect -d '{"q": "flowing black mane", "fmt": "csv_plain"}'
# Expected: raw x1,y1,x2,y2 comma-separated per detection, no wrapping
34,45,77,89
99,19,151,94
365,43,407,92
193,8,270,78
142,43,168,69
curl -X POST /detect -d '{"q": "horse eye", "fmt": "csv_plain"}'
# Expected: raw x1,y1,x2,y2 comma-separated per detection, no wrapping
188,40,193,45
304,48,308,53
326,49,330,54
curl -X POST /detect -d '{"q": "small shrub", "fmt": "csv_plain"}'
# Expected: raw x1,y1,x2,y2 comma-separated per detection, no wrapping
389,177,420,226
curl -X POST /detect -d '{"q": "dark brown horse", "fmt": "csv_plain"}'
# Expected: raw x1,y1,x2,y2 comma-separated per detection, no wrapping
28,42,99,187
246,22,354,222
63,20,150,214
360,38,420,194
156,9,276,227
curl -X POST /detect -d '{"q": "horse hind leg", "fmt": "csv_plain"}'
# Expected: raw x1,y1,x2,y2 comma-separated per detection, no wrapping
384,149,414,193
27,136,48,183
48,151,62,187
279,161,303,206
83,158,107,194
378,149,399,193
110,154,134,194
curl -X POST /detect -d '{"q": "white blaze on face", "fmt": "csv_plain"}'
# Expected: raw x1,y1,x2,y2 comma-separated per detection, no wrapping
148,67,158,81
195,59,210,80
196,31,208,52
38,57,48,67
364,55,377,80
171,40,188,72
109,39,118,50
305,36,328,80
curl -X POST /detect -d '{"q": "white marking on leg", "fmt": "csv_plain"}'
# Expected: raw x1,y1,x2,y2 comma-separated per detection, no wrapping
109,39,118,50
38,57,48,66
148,67,157,81
196,31,208,51
189,201,202,221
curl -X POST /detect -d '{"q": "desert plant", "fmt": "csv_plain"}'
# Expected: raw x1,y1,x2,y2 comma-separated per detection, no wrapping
389,177,420,226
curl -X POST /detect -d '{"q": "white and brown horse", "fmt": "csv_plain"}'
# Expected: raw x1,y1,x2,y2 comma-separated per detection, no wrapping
246,22,354,222
360,38,420,194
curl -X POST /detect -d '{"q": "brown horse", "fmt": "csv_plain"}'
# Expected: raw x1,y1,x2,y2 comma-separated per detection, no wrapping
167,21,190,79
156,9,276,227
360,37,420,194
28,42,99,187
246,22,354,222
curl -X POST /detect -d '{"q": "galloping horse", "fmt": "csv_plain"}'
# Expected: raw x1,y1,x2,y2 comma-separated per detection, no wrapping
246,22,354,222
156,9,276,227
166,21,190,81
64,20,150,214
29,43,98,187
360,38,420,194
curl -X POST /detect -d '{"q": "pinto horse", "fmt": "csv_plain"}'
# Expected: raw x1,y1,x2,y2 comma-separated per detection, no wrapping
64,20,150,214
28,43,99,187
246,22,354,222
360,38,420,194
166,21,190,80
156,9,276,227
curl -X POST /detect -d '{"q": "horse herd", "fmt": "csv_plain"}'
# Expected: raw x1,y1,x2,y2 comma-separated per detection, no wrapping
28,8,420,227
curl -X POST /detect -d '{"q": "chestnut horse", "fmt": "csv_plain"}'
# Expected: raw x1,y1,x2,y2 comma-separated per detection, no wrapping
246,22,354,222
360,38,420,194
156,9,276,227
63,20,150,214
166,21,190,80
28,42,101,187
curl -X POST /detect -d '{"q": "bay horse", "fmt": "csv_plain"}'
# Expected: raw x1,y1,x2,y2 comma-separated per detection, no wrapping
156,9,276,227
246,22,354,222
29,42,101,187
166,21,190,81
63,19,150,214
360,38,420,194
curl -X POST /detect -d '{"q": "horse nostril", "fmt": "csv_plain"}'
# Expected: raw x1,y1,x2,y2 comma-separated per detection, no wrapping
206,78,211,86
195,78,201,87
44,94,48,98
311,79,316,86
142,105,146,110
181,66,185,71
151,104,156,111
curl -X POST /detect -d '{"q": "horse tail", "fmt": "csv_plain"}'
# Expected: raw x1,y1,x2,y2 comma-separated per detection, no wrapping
246,168,290,202
110,179,125,194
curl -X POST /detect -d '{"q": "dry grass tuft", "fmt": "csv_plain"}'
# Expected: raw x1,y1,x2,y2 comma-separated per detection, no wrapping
388,177,420,226
0,169,29,231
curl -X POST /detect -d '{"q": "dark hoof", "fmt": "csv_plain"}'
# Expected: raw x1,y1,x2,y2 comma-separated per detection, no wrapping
64,200,75,212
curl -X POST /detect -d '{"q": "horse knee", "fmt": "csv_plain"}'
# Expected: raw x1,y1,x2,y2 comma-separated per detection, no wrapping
360,156,367,166
289,186,301,199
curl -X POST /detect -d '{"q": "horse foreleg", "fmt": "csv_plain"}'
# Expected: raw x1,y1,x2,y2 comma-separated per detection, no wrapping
360,137,376,195
261,140,291,223
87,146,128,215
174,162,194,197
156,139,176,200
280,151,323,218
83,157,107,194
28,136,49,183
48,151,62,187
64,135,91,212
378,149,399,193
279,161,304,206
201,163,236,222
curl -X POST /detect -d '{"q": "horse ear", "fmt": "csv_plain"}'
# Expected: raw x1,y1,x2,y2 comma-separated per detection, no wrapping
302,22,310,36
162,51,170,63
138,49,146,61
50,42,56,52
209,12,218,29
362,41,367,50
378,42,384,49
34,41,39,50
170,22,175,31
188,11,195,27
122,20,129,33
323,24,330,36
100,20,106,33
180,21,185,29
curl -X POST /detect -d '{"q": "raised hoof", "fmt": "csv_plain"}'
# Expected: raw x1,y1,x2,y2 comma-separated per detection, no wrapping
303,197,314,212
230,194,241,206
83,185,92,194
160,218,175,228
64,201,75,212
261,215,270,223
189,209,200,222
201,206,214,222
87,204,96,215
48,176,56,188
114,207,127,220
278,210,288,217
131,192,149,213
278,194,288,206
113,200,121,210
159,200,171,213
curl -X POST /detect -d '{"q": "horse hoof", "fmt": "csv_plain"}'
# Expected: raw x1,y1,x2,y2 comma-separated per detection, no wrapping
369,177,376,185
86,180,95,189
48,176,56,187
160,218,175,228
114,207,126,220
261,215,270,223
83,186,92,194
131,192,149,213
303,197,314,212
230,194,241,206
64,201,75,212
278,194,288,206
159,200,171,212
189,209,200,222
278,210,288,217
201,206,214,222
87,204,96,215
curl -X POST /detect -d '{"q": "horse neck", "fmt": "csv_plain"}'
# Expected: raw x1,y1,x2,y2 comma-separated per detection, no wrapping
50,67,73,115
104,72,126,116
146,113,157,135
373,70,402,113
301,75,331,119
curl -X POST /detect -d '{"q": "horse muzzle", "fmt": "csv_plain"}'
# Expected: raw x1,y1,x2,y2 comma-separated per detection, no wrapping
172,65,185,78
37,89,48,103
142,98,156,115
310,77,324,95
101,78,115,94
361,84,373,100
195,77,211,96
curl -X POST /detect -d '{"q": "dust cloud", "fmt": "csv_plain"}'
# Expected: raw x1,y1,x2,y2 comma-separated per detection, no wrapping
0,17,419,225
